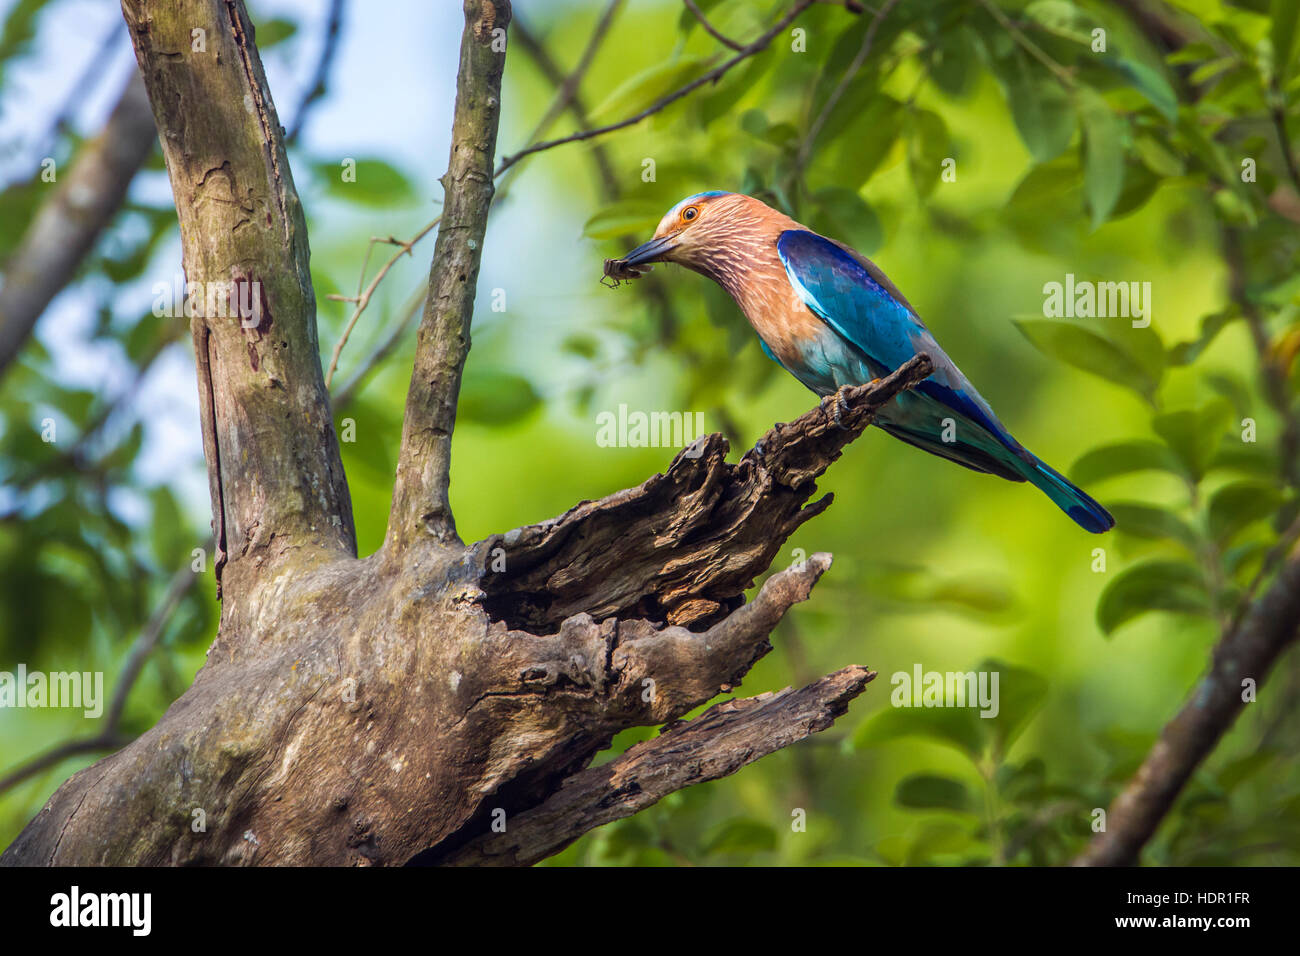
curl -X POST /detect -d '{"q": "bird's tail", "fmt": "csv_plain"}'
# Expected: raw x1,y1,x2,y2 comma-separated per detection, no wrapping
1021,455,1115,534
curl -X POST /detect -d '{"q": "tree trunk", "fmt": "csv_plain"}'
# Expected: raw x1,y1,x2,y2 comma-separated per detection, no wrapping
1,0,931,866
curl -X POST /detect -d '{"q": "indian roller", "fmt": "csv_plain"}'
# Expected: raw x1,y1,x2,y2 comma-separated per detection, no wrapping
612,191,1115,533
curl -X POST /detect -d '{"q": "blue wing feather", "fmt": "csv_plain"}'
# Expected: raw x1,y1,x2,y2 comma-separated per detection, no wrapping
774,229,1114,533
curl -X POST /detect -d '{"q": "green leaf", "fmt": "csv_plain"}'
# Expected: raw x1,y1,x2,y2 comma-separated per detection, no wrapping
905,821,973,864
1167,309,1239,366
1106,57,1178,122
148,486,186,569
977,658,1048,754
827,96,903,189
998,758,1047,804
929,25,977,97
994,50,1077,162
1152,400,1234,482
1207,480,1285,543
1217,750,1276,792
895,774,973,812
589,55,715,122
1025,1,1093,45
906,109,949,199
315,159,414,207
1013,320,1157,399
1108,502,1200,550
1134,133,1185,177
704,818,777,855
457,370,541,426
1078,89,1125,229
855,700,984,760
1273,0,1299,80
254,17,297,48
581,200,664,241
1005,155,1083,214
1096,560,1210,635
809,187,882,255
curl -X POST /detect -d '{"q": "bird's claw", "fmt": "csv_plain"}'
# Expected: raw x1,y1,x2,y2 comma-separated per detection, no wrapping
830,389,851,431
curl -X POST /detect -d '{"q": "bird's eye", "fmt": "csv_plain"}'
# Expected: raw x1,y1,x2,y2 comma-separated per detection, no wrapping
682,205,699,222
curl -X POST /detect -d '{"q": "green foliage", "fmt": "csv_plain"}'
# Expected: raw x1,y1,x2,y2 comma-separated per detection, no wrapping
310,158,415,207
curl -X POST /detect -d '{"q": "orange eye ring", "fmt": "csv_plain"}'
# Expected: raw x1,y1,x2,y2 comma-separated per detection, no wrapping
681,205,699,222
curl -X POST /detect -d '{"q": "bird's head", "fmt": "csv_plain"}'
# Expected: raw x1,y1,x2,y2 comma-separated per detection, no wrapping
616,191,783,279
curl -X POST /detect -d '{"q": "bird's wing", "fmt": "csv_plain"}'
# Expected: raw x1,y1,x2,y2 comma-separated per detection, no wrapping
776,228,1026,459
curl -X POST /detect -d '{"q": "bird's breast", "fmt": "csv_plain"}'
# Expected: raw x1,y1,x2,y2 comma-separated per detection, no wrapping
722,265,829,372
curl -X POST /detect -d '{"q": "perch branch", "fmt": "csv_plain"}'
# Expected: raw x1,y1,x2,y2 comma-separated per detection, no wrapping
477,354,933,632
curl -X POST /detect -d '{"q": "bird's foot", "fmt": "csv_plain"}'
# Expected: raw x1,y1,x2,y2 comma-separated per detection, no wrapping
830,388,851,431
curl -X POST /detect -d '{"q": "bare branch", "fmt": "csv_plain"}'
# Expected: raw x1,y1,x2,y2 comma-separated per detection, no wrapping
494,0,817,178
436,665,876,866
0,555,195,796
797,0,900,172
324,222,438,388
683,0,745,51
285,0,346,145
387,0,511,548
331,285,425,407
0,72,155,378
1075,547,1300,865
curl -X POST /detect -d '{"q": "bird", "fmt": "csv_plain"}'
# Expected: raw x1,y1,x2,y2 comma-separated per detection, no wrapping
610,190,1115,533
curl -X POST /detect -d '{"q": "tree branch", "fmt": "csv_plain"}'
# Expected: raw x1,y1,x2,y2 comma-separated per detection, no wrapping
0,555,195,796
797,0,900,173
387,0,511,549
0,72,155,378
477,354,933,632
435,665,875,866
1075,546,1300,865
508,2,623,197
683,0,745,51
122,0,356,607
494,0,816,178
285,0,345,145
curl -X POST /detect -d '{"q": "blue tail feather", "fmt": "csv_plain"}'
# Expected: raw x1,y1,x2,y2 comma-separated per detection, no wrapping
1024,456,1115,534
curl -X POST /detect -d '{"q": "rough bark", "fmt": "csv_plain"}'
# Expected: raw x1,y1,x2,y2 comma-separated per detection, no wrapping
434,665,876,866
1,0,926,866
387,0,507,548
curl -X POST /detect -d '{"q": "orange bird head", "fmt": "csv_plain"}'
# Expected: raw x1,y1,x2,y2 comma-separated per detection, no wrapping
618,191,797,286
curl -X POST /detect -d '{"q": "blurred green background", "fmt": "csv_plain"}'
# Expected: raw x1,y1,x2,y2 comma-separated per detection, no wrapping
1,0,1298,865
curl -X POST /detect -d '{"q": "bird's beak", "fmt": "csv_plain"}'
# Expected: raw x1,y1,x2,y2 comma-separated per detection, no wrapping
620,233,678,267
